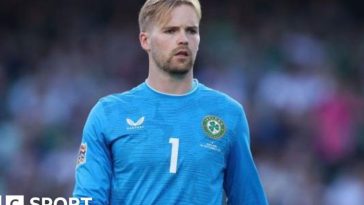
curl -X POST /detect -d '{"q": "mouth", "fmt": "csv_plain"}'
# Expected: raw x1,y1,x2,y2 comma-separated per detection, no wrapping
174,50,189,57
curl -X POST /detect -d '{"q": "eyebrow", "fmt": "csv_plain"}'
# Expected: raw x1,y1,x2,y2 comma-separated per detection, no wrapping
162,26,199,30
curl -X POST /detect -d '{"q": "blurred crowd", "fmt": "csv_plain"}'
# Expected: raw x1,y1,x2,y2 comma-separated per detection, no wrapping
1,0,364,204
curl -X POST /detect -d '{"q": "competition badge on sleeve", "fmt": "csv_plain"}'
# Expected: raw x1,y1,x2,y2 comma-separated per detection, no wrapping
77,143,87,167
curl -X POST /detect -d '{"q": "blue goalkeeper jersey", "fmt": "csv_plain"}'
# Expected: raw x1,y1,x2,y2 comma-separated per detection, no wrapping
73,79,268,205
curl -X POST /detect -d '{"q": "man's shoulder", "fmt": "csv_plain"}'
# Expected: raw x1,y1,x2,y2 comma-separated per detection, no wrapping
98,83,146,105
198,83,243,113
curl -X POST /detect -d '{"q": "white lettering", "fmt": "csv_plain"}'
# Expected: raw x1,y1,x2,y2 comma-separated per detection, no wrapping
54,198,67,205
41,198,52,205
68,198,79,205
80,198,92,205
1,196,92,205
30,197,40,205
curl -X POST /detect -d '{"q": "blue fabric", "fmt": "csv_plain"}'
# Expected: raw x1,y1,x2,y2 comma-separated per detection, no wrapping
73,79,268,205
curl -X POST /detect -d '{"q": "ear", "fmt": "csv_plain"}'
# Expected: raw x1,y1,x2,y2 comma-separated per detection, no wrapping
139,32,151,51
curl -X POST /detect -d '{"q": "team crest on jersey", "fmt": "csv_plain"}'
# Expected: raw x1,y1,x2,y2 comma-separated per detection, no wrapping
203,115,226,139
77,143,87,167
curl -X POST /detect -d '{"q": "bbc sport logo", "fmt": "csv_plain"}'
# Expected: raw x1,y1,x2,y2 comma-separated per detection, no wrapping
0,195,24,205
0,195,92,205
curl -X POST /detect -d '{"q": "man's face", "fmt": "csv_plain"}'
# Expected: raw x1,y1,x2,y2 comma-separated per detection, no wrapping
146,5,200,75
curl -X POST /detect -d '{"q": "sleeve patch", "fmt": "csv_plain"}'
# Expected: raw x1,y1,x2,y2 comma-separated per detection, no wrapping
77,143,87,167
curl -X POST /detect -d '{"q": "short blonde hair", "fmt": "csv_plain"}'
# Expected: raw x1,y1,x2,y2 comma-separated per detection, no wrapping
138,0,201,32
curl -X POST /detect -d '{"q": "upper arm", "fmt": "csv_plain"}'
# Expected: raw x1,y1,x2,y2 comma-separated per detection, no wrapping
73,101,112,205
223,107,268,205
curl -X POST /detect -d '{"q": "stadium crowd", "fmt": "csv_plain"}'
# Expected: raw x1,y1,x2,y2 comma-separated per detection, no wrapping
0,0,364,204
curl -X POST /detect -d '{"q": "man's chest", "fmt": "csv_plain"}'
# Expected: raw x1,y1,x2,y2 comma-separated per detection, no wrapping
105,108,231,176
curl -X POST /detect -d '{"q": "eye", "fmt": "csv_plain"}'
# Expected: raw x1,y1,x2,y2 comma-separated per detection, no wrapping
187,28,198,34
164,28,176,34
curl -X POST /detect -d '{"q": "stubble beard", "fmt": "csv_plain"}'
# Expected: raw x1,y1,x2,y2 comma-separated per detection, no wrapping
152,50,194,76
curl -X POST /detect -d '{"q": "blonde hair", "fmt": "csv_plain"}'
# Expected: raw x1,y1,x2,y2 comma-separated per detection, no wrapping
138,0,201,32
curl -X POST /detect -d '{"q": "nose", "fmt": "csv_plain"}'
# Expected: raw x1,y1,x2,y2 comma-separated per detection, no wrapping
177,31,188,45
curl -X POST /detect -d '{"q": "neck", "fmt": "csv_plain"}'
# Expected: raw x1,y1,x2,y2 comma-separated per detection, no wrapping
147,65,194,95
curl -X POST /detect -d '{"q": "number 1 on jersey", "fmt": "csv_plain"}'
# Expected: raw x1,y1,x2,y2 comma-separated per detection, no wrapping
169,138,179,174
